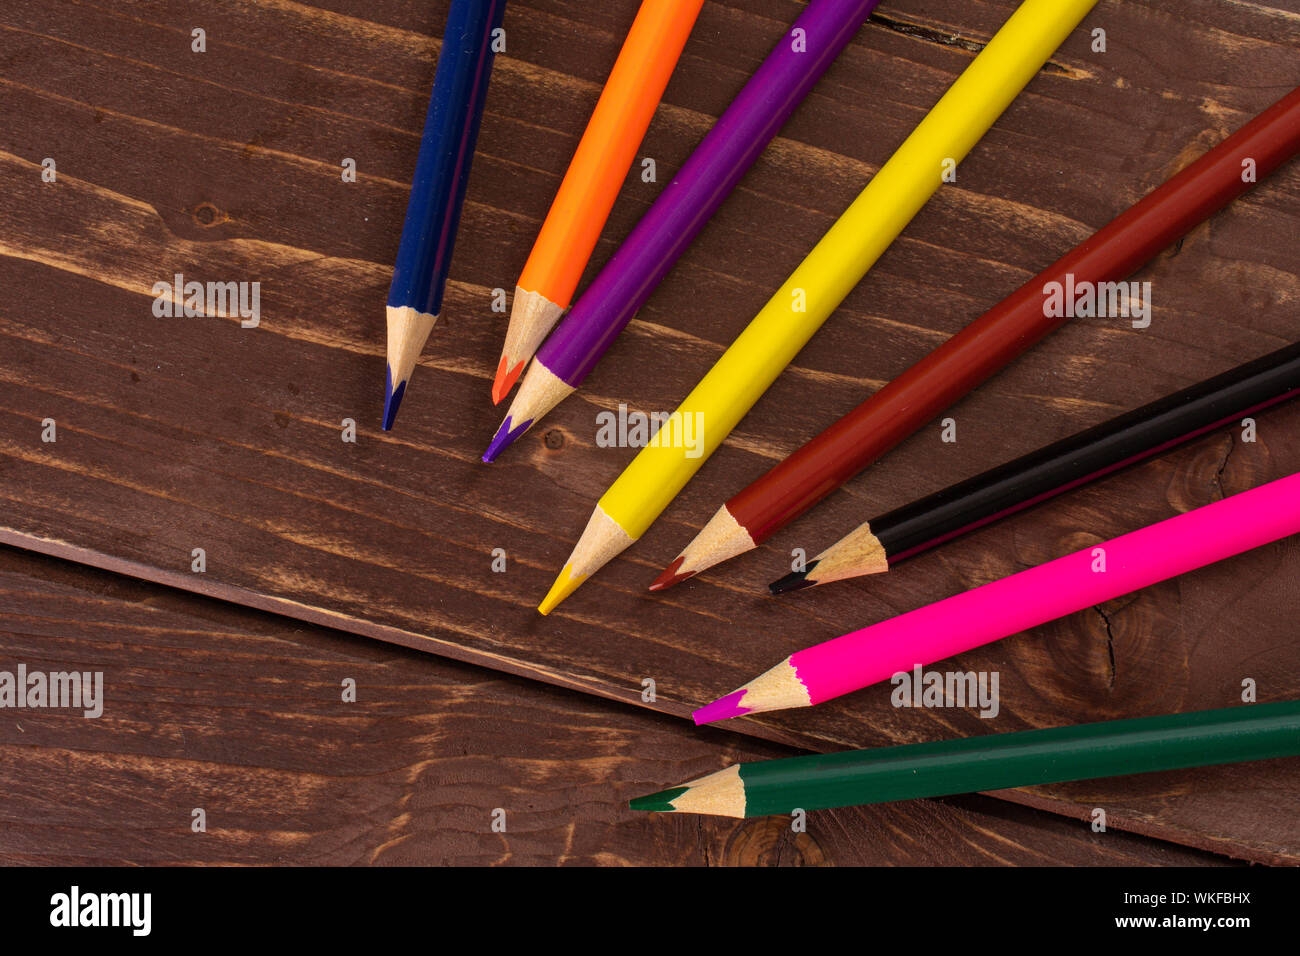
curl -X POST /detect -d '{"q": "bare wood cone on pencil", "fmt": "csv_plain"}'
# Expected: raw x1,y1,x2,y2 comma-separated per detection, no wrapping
642,765,745,817
769,522,889,593
652,506,754,590
713,660,809,717
494,288,564,404
384,305,438,426
537,506,634,615
483,358,575,462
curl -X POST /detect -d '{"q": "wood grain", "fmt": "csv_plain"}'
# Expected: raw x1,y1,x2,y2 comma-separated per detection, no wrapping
0,545,1231,866
0,0,1297,861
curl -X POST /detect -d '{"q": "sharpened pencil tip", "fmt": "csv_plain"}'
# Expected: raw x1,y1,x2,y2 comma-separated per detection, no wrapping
693,689,750,725
629,786,688,813
649,556,695,592
769,563,818,594
491,355,525,405
482,414,533,463
538,563,586,615
382,366,406,431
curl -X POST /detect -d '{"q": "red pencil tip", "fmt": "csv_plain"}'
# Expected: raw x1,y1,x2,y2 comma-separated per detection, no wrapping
649,556,696,592
491,356,525,405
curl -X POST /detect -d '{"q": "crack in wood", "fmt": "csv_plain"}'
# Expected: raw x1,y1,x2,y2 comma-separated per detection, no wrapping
1094,604,1118,691
867,12,1076,76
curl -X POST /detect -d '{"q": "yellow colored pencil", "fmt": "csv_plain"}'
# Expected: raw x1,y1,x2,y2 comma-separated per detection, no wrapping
538,0,1100,615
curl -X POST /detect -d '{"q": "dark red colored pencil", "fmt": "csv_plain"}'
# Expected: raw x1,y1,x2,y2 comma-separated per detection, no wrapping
651,84,1300,590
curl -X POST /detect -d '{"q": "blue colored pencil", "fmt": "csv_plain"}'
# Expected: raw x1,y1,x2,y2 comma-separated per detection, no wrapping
384,0,507,430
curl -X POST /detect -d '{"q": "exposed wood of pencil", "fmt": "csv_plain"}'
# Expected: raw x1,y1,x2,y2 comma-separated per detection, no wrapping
635,765,746,817
483,357,575,462
691,658,808,725
384,304,439,427
537,504,634,615
650,504,754,590
769,521,888,593
494,287,564,404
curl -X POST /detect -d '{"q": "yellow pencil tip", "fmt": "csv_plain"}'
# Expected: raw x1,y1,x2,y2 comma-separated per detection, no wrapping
538,563,587,615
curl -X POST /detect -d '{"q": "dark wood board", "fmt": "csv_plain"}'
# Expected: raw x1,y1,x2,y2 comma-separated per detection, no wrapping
0,0,1298,862
0,545,1232,866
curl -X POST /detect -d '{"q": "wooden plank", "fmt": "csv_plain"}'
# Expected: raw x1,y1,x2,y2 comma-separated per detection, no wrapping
0,0,1297,861
0,546,1231,865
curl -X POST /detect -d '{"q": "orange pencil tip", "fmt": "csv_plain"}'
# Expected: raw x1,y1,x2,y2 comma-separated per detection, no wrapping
491,355,525,405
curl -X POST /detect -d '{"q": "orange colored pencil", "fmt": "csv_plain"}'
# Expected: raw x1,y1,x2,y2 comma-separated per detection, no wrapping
493,0,705,403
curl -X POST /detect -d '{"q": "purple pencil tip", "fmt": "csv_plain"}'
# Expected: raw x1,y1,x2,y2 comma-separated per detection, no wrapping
692,689,750,725
482,414,533,463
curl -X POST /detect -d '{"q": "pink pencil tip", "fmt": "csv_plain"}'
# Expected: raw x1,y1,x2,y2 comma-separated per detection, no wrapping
692,689,750,725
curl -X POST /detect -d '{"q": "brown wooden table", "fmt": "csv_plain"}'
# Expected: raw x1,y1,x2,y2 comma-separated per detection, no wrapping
1,0,1297,865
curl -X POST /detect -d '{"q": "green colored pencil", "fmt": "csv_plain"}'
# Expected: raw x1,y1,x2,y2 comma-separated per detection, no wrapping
631,701,1300,818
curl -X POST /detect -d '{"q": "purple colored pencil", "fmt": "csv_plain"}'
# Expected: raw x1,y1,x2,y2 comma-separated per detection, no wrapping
483,0,883,462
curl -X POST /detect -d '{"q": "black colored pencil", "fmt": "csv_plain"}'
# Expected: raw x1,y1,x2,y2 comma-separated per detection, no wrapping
772,341,1300,593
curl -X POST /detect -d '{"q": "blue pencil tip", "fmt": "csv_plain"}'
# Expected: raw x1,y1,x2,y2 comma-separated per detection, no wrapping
382,366,406,431
482,415,532,463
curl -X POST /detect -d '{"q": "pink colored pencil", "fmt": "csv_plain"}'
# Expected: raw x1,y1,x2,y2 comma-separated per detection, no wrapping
694,471,1300,724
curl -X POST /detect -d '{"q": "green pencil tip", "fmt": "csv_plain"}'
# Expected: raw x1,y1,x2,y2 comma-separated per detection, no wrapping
629,786,688,812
